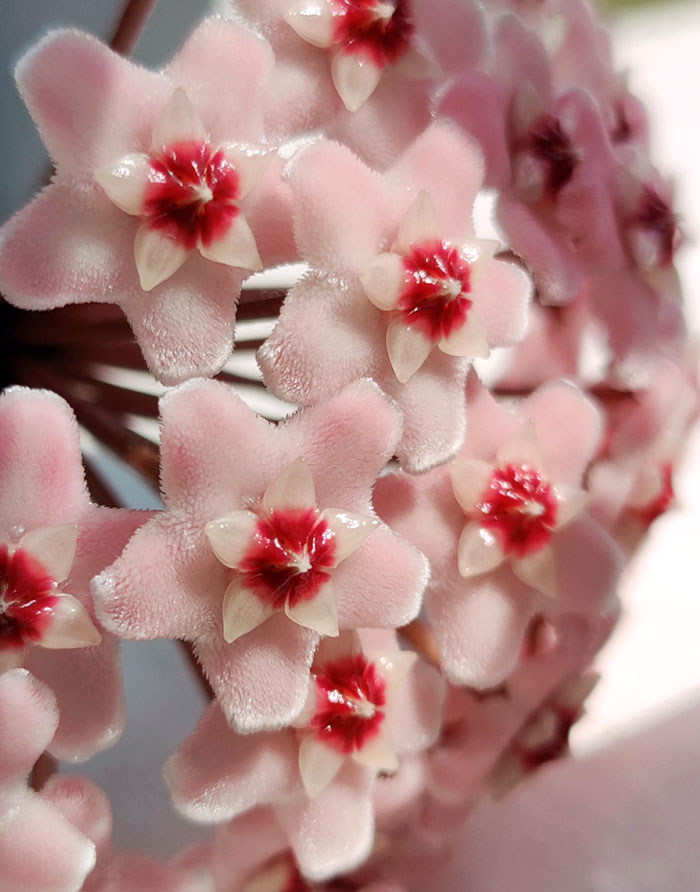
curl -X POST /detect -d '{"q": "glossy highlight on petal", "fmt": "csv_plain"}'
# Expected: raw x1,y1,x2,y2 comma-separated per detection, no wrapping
333,0,415,70
0,544,58,651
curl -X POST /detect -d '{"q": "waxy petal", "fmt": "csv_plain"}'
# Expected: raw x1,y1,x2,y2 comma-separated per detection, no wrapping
285,1,336,48
495,421,545,470
554,484,589,529
439,312,490,359
320,509,378,565
206,510,259,569
372,650,417,694
223,578,275,643
331,50,382,112
134,224,190,292
396,190,442,252
459,238,499,285
511,544,557,597
457,522,505,577
298,734,346,798
450,459,494,513
40,593,102,649
285,578,339,638
359,252,405,311
220,143,273,199
386,319,433,383
18,523,78,583
263,457,317,513
93,153,151,216
199,214,263,271
353,722,399,773
151,87,207,153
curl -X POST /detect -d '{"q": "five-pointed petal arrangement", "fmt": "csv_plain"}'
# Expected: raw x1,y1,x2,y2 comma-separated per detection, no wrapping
95,88,269,291
285,0,421,111
359,190,496,382
294,631,416,797
207,458,377,641
450,422,588,597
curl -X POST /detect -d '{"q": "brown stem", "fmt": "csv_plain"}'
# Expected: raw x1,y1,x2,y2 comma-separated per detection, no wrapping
110,0,158,56
398,619,441,668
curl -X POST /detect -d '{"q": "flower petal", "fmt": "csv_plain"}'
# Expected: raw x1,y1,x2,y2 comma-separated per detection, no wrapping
285,578,339,638
134,224,190,292
18,523,78,583
263,457,317,514
353,722,399,773
206,510,259,569
320,509,378,565
298,733,347,798
495,420,544,469
331,50,382,112
386,319,433,383
372,650,417,695
554,484,589,528
40,593,102,649
439,312,490,359
220,144,273,199
150,87,207,153
511,544,557,597
198,213,263,271
93,153,151,216
359,252,405,311
457,522,505,577
460,238,499,285
285,1,336,48
396,190,442,252
450,459,494,513
223,578,275,643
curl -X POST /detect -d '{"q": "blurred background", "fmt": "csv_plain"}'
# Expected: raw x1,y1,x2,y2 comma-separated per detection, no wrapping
1,1,700,889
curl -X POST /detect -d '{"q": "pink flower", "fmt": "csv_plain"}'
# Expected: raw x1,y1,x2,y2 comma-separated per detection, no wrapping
259,124,532,471
0,20,294,384
374,377,622,688
0,388,146,759
0,670,98,890
164,629,444,880
93,379,429,732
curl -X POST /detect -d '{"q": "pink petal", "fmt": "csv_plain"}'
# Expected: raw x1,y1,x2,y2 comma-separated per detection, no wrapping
199,213,263,271
388,661,445,756
18,523,78,583
285,578,339,638
386,318,433,383
15,29,169,176
93,153,151,216
0,184,131,311
298,733,347,798
263,457,316,513
472,257,533,348
359,252,405,311
196,615,318,732
495,421,545,470
438,312,490,359
165,704,297,821
223,577,276,643
553,516,622,616
320,509,378,565
331,50,382,112
40,775,112,852
461,373,521,461
372,649,417,695
511,544,557,598
134,223,190,292
450,458,493,513
150,88,207,152
554,485,589,528
395,190,442,252
206,510,259,569
285,1,336,48
39,592,102,649
275,762,374,881
0,670,58,778
457,522,505,578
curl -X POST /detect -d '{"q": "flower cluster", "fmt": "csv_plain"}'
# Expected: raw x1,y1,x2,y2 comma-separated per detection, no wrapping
0,0,695,890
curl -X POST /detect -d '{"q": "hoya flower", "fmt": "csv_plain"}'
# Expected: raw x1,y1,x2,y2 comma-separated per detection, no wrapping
0,670,98,890
374,377,622,688
0,20,294,384
165,629,444,880
259,124,532,472
0,387,146,759
93,379,429,732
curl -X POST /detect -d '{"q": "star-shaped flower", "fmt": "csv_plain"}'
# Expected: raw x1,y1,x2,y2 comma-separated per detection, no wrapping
93,379,429,732
0,20,294,384
0,387,147,759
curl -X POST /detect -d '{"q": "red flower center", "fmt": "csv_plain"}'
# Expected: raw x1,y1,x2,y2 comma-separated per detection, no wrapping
142,140,240,251
0,545,59,651
529,114,578,195
476,465,558,558
334,0,414,68
398,240,473,341
311,653,386,755
238,508,336,608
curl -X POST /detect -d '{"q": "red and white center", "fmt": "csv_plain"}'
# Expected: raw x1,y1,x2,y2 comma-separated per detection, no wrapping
0,544,59,651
